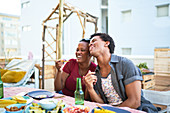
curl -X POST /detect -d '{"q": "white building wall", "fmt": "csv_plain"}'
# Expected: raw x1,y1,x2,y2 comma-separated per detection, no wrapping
62,0,101,59
0,13,20,57
20,0,101,59
20,0,170,68
109,0,170,55
21,0,59,58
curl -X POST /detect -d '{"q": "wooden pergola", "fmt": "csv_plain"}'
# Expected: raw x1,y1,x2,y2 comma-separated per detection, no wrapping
41,1,98,89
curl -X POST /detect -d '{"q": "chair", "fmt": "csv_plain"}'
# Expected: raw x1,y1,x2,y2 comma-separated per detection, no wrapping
3,59,39,88
142,89,170,113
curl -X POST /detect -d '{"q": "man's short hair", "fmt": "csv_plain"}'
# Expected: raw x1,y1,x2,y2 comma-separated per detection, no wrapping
90,33,115,53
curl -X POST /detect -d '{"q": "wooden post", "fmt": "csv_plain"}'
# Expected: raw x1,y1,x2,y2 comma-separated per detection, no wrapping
95,18,98,33
56,24,59,59
83,17,86,39
42,23,46,89
58,0,64,59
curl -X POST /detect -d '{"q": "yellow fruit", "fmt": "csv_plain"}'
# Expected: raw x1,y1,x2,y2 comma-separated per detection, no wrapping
11,96,27,103
0,99,17,108
94,108,116,113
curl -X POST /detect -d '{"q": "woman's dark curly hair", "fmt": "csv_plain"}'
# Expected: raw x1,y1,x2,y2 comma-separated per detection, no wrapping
79,38,90,43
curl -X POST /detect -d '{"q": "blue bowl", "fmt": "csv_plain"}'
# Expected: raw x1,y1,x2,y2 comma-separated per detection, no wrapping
6,104,26,113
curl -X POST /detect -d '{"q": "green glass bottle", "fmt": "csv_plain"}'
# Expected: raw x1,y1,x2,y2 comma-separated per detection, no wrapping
0,72,3,99
74,78,84,105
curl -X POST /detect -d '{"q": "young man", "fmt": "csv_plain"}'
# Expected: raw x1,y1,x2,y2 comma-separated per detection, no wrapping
83,33,158,113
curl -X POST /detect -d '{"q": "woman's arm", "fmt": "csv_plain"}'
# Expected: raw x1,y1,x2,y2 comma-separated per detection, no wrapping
54,60,69,91
119,80,141,108
54,70,69,91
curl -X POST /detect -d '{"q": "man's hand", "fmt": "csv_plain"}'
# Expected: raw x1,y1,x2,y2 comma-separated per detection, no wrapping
83,71,97,90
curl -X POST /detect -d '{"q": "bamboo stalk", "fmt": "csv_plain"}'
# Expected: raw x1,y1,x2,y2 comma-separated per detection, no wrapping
47,28,56,41
58,0,64,59
76,11,85,38
43,4,59,23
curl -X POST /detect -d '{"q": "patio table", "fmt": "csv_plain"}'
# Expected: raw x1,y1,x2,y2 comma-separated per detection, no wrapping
4,87,145,113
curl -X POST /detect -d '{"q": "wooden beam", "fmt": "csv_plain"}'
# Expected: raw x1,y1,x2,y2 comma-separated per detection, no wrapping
45,41,55,49
95,18,98,33
83,17,86,39
56,24,59,60
46,26,57,29
45,50,54,59
45,40,55,52
58,0,64,59
47,28,56,41
48,17,59,21
63,11,73,22
43,4,59,23
76,11,85,38
42,23,46,89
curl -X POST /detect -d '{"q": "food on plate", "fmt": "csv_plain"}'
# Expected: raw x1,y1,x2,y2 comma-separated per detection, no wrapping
11,95,27,103
5,105,25,111
29,110,45,113
0,99,17,107
32,102,41,107
63,105,90,113
94,108,116,113
29,100,65,113
35,95,47,98
49,100,65,112
29,102,45,113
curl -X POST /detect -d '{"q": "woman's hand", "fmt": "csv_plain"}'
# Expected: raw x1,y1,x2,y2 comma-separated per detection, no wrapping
83,71,97,90
55,60,64,72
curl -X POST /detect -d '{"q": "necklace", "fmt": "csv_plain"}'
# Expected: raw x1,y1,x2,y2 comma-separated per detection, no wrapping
78,63,91,76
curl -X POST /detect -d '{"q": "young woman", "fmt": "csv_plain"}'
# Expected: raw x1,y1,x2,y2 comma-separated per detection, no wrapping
54,39,97,97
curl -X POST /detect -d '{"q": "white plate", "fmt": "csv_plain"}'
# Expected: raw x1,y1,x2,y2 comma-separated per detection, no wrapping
0,108,6,113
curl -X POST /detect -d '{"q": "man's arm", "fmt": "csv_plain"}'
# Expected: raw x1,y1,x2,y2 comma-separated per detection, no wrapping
83,71,104,103
119,80,141,109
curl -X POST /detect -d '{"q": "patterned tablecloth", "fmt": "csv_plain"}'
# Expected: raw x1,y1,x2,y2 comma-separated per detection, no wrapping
4,87,145,113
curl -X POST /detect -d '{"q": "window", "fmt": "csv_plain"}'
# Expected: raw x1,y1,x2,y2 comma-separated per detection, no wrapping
5,23,11,28
6,48,17,52
102,0,108,6
22,25,31,31
157,4,169,17
122,48,132,55
2,17,12,21
4,32,17,37
101,9,108,33
21,1,30,9
5,39,11,45
101,0,108,33
122,10,132,22
11,24,16,29
12,40,17,45
2,40,4,44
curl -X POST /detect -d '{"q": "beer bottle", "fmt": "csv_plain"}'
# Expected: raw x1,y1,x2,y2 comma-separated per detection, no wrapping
74,78,84,105
0,72,3,99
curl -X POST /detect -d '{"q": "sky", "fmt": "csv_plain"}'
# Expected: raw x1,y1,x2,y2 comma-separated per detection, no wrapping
0,0,21,15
